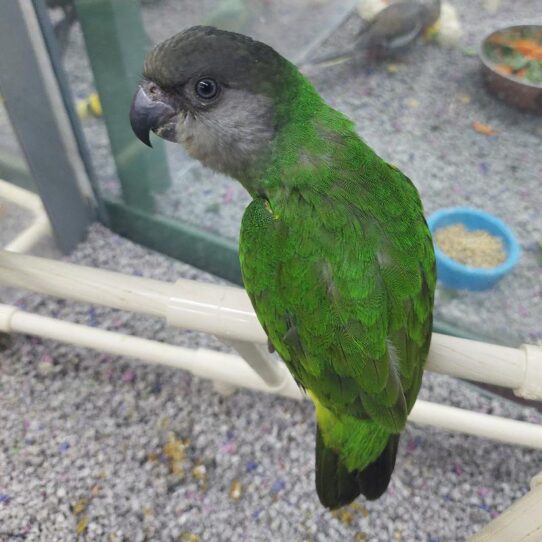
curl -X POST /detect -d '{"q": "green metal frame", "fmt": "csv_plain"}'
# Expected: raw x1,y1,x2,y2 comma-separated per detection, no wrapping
104,196,242,284
0,147,34,192
0,1,95,252
75,0,170,212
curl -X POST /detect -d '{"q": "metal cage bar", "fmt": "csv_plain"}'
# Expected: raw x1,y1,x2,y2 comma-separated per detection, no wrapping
0,1,96,251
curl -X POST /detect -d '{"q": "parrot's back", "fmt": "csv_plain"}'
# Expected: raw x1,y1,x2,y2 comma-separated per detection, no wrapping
239,100,435,509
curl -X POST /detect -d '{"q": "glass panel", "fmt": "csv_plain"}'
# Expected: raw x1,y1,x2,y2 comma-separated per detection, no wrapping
0,101,37,248
143,0,357,241
48,0,157,207
43,0,358,281
0,99,34,193
44,0,541,347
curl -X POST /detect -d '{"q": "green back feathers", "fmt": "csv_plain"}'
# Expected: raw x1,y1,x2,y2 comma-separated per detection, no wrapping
239,70,435,500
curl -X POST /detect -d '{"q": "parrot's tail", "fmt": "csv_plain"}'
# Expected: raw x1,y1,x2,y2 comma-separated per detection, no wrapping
315,427,399,509
357,432,400,500
315,426,361,509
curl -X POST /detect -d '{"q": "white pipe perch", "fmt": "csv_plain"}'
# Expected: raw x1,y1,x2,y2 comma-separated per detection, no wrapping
1,302,542,450
0,179,43,213
2,242,542,540
469,472,542,541
0,179,52,253
0,250,541,398
0,303,300,399
5,215,51,253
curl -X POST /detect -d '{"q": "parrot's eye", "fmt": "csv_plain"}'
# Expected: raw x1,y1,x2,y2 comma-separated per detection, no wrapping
195,78,219,100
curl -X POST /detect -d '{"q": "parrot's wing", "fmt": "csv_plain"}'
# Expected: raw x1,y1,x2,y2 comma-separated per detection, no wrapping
239,164,435,435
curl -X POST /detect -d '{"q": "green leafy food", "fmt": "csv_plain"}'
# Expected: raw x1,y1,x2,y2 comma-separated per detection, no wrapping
485,29,542,85
526,61,542,84
504,51,529,70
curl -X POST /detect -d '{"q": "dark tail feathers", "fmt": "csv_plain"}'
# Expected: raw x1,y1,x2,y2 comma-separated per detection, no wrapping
315,427,399,509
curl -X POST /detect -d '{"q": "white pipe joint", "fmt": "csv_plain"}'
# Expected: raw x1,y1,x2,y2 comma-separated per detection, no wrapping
166,279,264,342
515,344,542,400
0,304,16,332
0,179,52,254
223,339,288,388
0,179,44,213
5,215,52,253
531,471,542,490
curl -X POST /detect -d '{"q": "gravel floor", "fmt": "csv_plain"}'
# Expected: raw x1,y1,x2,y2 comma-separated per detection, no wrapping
0,224,541,542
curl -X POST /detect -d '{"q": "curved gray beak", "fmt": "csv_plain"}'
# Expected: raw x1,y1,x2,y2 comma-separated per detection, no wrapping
129,86,176,147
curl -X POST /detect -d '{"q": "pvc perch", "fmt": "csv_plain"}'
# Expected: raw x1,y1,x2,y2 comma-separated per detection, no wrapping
0,303,299,400
468,471,542,541
0,250,540,398
1,241,542,541
0,302,541,450
0,179,52,253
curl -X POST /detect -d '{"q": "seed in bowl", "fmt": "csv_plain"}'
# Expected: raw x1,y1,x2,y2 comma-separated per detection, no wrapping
435,224,507,268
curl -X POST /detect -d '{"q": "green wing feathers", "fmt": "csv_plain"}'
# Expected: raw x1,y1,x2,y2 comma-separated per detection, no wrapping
239,127,435,508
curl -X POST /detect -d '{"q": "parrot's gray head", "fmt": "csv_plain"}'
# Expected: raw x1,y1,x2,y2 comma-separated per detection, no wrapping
130,26,295,181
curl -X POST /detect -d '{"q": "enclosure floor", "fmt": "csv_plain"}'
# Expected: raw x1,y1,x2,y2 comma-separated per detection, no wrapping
0,224,541,542
1,0,542,540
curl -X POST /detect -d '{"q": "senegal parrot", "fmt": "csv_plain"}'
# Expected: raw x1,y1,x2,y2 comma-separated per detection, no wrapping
129,26,435,509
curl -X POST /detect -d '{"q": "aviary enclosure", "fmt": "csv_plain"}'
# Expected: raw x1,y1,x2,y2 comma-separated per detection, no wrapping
0,1,540,540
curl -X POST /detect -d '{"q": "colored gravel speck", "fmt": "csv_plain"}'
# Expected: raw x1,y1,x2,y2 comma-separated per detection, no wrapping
271,479,285,493
453,464,464,476
246,461,258,473
122,368,136,383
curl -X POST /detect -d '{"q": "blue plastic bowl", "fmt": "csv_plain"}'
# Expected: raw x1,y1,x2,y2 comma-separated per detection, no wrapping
427,207,520,291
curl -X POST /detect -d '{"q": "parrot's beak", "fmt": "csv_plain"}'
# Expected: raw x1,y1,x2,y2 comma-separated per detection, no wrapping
129,86,177,147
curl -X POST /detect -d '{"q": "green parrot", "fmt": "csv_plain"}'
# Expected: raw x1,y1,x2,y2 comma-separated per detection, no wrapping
129,26,435,509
